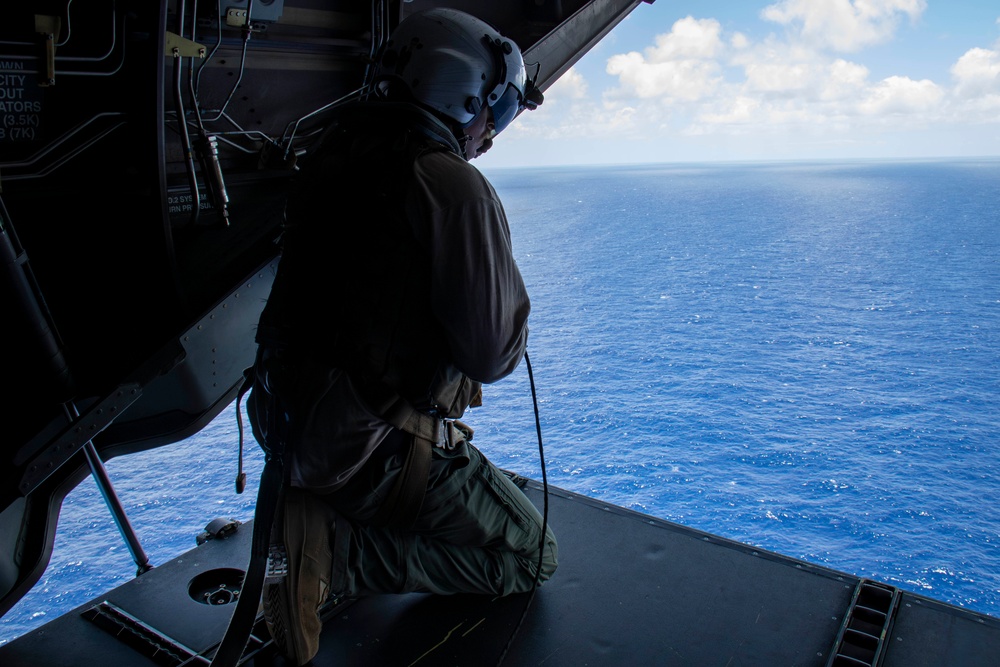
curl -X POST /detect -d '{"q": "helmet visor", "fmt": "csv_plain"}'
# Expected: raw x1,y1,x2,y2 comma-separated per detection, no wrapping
491,83,524,134
485,36,527,135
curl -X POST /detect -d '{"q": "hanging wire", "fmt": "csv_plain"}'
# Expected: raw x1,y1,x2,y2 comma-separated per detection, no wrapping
496,349,549,665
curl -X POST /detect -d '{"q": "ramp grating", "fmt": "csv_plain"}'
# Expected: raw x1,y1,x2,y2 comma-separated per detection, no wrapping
827,579,900,667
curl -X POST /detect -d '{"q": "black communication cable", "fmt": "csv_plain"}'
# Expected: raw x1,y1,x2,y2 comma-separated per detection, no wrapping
496,349,549,665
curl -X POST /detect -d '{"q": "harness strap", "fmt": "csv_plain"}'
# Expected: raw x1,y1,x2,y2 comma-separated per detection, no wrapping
370,433,433,529
365,389,439,529
210,456,285,667
212,358,288,667
215,356,473,662
363,387,474,529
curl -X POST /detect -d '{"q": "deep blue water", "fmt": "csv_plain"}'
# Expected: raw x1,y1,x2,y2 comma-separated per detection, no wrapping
3,158,999,645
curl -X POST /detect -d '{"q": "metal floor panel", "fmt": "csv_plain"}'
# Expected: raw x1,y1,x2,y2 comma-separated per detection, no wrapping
2,481,998,666
882,593,1000,667
309,483,854,666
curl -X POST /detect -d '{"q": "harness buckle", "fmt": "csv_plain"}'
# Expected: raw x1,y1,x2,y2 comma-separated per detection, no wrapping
439,419,474,451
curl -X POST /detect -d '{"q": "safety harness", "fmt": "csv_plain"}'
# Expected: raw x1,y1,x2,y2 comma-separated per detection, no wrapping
363,384,475,528
211,352,474,666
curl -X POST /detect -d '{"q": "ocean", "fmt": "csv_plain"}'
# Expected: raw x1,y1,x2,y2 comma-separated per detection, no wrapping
2,158,999,645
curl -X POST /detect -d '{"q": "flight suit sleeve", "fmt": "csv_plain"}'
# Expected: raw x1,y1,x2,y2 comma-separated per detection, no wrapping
412,153,530,384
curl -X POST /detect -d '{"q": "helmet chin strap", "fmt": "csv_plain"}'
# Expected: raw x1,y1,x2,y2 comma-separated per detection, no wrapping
456,132,471,159
453,101,491,160
455,133,493,160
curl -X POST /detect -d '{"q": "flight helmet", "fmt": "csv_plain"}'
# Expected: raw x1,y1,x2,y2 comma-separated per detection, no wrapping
372,8,536,135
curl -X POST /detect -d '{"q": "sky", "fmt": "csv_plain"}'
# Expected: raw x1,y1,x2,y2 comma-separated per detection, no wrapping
480,0,1000,168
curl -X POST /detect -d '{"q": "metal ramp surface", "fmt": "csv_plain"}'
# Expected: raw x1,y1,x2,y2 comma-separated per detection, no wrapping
2,482,998,666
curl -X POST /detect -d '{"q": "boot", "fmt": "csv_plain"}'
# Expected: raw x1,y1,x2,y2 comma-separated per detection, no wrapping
264,487,336,665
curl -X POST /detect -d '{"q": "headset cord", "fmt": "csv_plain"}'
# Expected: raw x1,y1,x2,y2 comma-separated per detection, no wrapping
496,349,549,666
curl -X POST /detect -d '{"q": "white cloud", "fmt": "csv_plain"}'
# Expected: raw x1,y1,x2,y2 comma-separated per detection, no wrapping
946,44,1000,121
821,59,870,101
731,32,750,51
645,16,724,61
606,54,721,100
597,6,959,139
950,47,1000,98
761,0,926,52
728,38,828,93
505,5,999,164
696,96,761,125
743,60,820,95
858,76,943,115
604,104,638,130
546,67,589,100
605,17,723,101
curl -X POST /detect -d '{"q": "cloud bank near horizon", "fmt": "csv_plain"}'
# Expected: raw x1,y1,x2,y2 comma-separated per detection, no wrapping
500,1,999,161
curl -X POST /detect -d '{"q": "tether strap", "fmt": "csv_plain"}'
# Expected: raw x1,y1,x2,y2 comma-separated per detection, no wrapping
211,360,287,667
210,456,284,667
